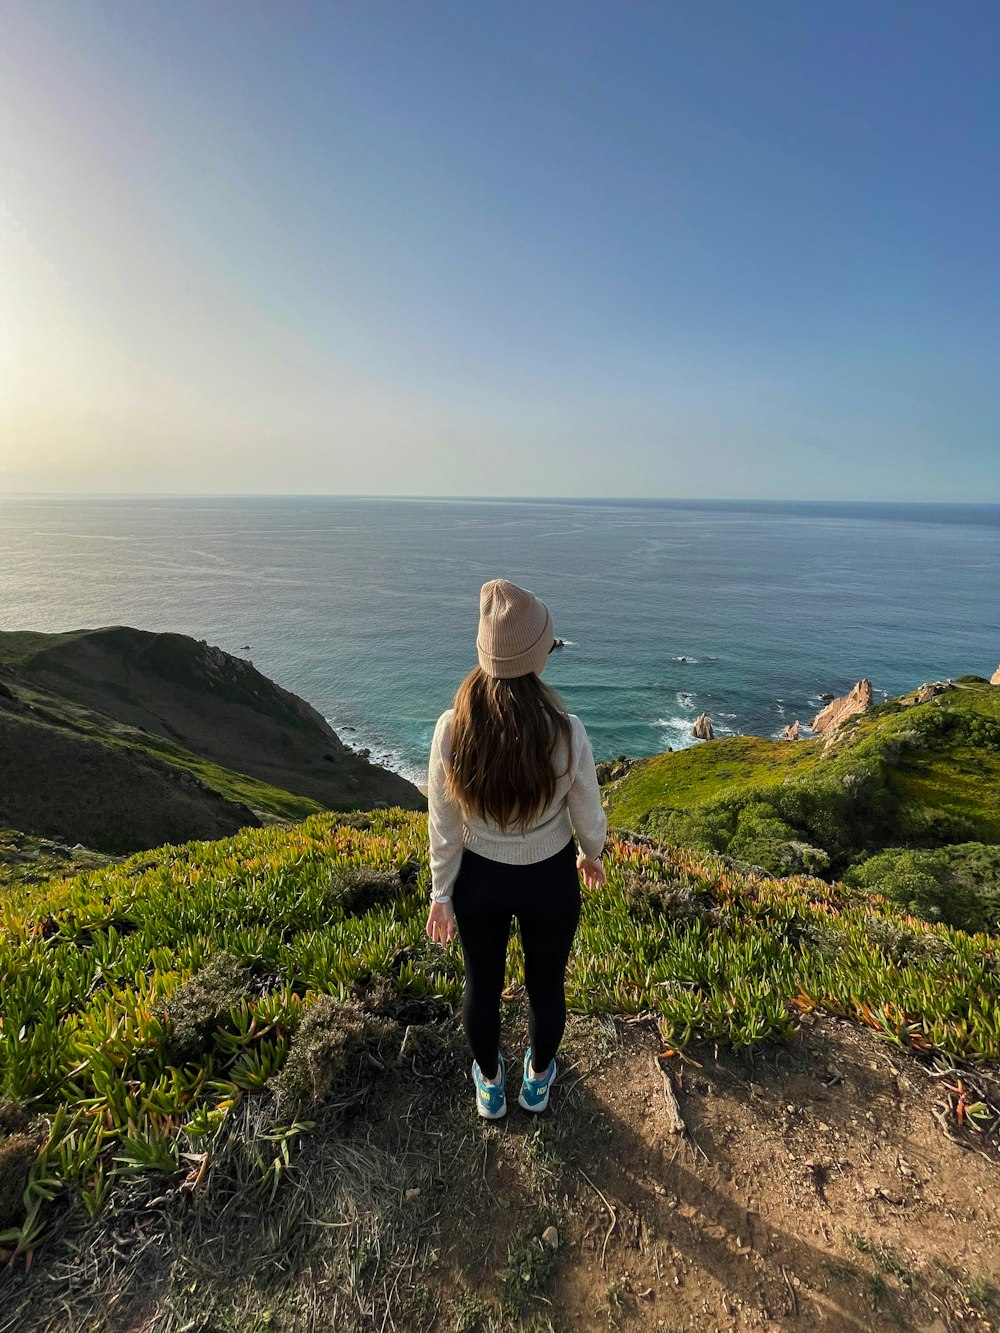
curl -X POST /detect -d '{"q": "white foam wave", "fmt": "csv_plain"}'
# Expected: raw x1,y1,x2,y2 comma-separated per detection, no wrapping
648,710,739,750
326,718,425,785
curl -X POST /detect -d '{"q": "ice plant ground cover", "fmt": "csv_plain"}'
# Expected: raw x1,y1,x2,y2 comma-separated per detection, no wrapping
1,808,998,1266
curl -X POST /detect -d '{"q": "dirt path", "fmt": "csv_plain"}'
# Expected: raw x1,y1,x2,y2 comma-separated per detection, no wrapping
425,1009,1000,1331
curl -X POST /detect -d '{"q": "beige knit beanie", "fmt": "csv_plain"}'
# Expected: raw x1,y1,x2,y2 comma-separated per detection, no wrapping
477,579,554,679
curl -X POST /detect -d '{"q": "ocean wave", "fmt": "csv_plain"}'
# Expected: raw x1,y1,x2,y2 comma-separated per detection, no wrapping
651,716,699,747
327,718,425,785
650,712,737,748
675,691,696,709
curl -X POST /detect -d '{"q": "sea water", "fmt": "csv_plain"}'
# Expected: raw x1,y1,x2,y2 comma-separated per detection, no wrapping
2,496,998,783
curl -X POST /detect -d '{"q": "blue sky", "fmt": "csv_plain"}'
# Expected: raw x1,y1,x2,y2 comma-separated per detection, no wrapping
2,1,998,499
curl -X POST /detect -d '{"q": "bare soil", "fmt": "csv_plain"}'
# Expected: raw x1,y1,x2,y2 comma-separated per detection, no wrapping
422,1007,1000,1332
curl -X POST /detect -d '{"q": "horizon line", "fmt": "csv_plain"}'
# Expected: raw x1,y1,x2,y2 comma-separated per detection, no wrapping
3,492,1000,507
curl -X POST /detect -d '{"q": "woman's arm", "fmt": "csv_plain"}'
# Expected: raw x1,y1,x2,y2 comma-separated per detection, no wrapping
566,716,608,885
427,712,464,904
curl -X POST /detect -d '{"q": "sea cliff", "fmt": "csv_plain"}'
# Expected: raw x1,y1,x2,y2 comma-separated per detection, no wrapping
0,626,424,853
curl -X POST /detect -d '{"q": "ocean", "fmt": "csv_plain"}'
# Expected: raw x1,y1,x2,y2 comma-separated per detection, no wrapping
2,496,998,783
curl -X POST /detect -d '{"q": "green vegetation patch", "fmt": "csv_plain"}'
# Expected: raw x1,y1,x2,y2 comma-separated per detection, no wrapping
604,734,821,830
846,843,1000,934
604,682,1000,891
1,809,999,1262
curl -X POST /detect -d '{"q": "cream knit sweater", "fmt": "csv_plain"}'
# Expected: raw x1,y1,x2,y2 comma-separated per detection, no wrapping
428,709,608,903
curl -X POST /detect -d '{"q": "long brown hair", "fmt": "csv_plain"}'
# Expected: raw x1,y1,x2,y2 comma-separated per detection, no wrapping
445,667,573,832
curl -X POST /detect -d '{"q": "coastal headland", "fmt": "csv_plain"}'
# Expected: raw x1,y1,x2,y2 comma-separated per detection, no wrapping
0,626,425,853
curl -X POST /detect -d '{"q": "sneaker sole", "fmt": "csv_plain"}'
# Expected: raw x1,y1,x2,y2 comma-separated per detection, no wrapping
517,1088,550,1112
477,1098,507,1119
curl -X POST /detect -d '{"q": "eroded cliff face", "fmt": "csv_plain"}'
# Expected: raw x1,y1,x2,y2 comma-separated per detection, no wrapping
809,678,873,738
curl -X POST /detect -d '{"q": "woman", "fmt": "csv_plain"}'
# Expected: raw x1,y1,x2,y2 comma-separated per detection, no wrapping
425,578,607,1119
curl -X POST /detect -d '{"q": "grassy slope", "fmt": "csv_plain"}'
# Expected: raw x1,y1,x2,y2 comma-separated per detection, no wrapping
0,626,425,853
606,734,822,830
2,677,324,819
0,626,424,813
1,808,998,1266
605,680,1000,850
0,690,324,853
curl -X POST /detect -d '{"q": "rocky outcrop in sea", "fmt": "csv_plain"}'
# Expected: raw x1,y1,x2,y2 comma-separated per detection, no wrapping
809,678,872,739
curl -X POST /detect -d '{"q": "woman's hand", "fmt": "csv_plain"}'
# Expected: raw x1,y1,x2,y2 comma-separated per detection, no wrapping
576,854,606,890
426,899,457,946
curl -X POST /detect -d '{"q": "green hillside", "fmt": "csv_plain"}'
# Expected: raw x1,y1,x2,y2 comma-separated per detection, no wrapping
0,627,424,853
603,678,1000,930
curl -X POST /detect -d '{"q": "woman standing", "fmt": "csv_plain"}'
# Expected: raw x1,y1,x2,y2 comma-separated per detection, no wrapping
425,579,607,1119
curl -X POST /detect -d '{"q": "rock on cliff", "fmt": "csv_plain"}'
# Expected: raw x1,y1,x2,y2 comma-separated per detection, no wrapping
992,665,1000,685
595,757,637,784
782,721,800,741
913,680,954,703
809,679,873,738
692,713,714,741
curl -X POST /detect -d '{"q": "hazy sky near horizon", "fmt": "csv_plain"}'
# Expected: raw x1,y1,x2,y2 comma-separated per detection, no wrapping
2,2,998,501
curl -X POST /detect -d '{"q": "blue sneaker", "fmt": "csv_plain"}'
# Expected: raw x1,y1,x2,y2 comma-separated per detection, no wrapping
472,1050,506,1119
518,1047,556,1113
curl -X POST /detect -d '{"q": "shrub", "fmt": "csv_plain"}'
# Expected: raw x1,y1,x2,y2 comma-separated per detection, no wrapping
621,869,716,923
165,951,259,1062
846,844,1000,933
727,802,830,875
323,864,407,916
772,759,898,863
642,805,735,854
0,1099,38,1228
960,717,1000,753
267,994,398,1117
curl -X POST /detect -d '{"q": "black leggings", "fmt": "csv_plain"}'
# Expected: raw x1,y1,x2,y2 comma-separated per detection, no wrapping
451,837,581,1080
